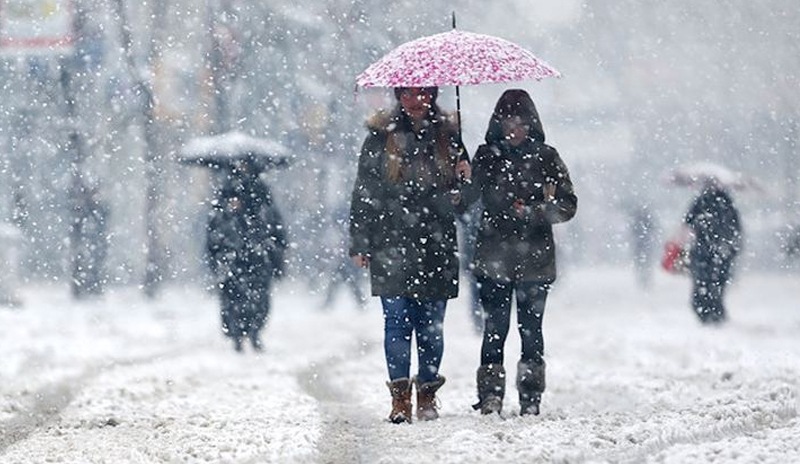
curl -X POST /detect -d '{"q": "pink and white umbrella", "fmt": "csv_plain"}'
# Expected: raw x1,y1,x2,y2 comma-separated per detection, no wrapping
355,19,560,142
356,29,561,88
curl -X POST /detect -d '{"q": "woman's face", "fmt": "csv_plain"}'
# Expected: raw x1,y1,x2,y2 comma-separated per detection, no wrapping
501,115,529,146
398,87,434,121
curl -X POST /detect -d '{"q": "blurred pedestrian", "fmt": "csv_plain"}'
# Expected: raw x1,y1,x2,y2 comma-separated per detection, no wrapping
0,223,24,308
349,86,470,423
207,167,286,352
684,180,742,325
70,185,110,299
322,205,367,310
629,204,658,289
458,89,577,416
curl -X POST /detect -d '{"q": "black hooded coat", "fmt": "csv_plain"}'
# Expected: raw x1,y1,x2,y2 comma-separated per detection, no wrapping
461,90,577,283
684,185,741,282
206,177,286,337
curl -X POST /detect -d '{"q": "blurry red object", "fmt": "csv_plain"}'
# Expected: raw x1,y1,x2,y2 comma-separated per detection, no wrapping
661,240,688,274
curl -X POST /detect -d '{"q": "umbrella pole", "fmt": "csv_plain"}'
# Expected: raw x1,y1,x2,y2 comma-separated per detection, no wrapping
452,12,464,146
456,84,463,144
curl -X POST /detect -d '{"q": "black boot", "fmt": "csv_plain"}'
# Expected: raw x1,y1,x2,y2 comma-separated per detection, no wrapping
414,376,446,421
517,360,545,416
472,364,505,415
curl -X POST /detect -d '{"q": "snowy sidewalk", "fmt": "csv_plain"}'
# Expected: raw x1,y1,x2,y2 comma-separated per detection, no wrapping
1,267,798,463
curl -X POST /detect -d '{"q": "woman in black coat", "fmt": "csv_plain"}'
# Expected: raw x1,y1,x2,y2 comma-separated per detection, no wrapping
349,86,470,423
461,89,577,416
684,182,741,324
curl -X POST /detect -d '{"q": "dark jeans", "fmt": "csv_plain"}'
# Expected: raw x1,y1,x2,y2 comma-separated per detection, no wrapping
478,275,549,366
381,297,446,383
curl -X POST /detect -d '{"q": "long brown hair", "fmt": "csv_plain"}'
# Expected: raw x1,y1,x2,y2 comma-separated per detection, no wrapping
384,110,458,186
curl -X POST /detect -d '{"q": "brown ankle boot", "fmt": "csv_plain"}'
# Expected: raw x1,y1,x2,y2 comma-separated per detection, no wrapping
386,378,412,423
414,376,446,421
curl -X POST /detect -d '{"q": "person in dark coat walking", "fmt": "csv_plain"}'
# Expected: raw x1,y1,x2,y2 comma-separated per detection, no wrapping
71,185,110,299
459,89,577,416
207,167,287,352
684,181,741,325
349,86,470,423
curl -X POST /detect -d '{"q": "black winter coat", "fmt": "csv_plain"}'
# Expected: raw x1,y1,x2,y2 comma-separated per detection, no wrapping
207,195,287,292
461,91,577,284
463,141,576,283
685,186,741,277
349,109,463,299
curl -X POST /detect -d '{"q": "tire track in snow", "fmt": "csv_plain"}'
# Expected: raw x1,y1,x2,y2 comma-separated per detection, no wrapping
297,338,380,463
0,376,80,452
599,386,798,463
0,342,208,453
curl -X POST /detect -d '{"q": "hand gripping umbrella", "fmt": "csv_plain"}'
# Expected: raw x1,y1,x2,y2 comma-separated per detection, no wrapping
355,13,561,142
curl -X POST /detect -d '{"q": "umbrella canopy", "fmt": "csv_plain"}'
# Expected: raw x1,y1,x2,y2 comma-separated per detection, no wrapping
666,162,761,191
355,29,560,88
179,131,289,169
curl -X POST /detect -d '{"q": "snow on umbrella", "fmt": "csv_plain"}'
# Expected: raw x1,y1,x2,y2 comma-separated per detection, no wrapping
665,162,761,192
178,131,290,170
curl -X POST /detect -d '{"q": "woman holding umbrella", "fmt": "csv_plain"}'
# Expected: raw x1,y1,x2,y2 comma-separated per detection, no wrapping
349,86,470,423
459,89,577,416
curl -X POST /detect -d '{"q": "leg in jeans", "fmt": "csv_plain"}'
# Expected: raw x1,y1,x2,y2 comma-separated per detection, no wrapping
478,275,514,366
413,299,447,383
516,282,549,365
381,297,414,380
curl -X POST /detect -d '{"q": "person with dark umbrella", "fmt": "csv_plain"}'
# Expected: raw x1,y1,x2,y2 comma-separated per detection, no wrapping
206,162,287,352
684,179,742,325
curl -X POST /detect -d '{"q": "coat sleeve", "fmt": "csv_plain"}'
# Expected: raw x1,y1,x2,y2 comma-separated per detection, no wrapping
684,195,703,228
348,132,384,257
456,145,490,214
543,148,577,224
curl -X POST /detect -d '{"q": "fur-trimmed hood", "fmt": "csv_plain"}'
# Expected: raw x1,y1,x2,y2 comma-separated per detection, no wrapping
365,107,459,137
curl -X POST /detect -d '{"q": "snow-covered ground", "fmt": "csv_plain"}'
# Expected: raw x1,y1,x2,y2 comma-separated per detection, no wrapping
1,266,798,463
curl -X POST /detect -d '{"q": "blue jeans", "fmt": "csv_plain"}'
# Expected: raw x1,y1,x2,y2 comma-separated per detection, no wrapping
381,297,446,383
